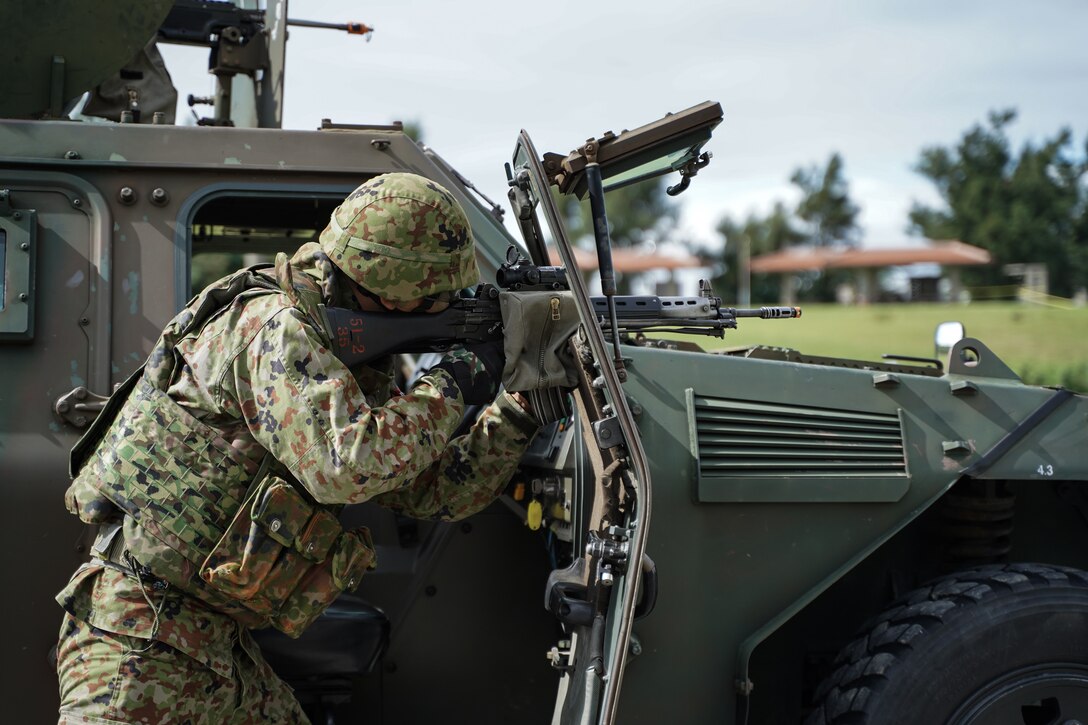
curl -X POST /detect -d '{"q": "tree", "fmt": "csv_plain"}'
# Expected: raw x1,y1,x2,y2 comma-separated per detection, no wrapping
789,152,861,301
711,202,805,302
560,177,680,293
791,152,860,248
910,110,1088,297
402,120,424,144
561,177,679,248
708,154,861,303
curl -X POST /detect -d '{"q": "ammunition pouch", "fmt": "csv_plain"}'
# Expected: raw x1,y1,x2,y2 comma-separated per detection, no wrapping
201,475,375,637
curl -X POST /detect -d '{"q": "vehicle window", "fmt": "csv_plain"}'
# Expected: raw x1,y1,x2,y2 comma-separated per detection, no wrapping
188,193,341,295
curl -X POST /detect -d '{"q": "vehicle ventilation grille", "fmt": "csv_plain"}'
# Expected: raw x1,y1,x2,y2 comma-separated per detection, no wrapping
693,396,906,478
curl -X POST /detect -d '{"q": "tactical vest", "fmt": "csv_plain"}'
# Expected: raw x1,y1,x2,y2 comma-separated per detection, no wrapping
66,254,376,637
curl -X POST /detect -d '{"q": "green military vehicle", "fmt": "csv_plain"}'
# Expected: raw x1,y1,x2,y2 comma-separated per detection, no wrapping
3,2,1087,723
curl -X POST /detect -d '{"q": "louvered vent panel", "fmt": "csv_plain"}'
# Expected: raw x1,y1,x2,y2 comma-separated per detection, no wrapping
693,396,906,478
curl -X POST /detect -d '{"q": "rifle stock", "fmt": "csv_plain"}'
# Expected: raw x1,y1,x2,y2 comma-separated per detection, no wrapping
322,297,504,368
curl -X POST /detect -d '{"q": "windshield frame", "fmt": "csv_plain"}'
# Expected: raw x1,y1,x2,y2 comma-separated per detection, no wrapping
512,128,653,725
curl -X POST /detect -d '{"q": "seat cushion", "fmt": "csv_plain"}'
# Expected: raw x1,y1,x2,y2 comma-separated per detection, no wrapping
252,593,390,678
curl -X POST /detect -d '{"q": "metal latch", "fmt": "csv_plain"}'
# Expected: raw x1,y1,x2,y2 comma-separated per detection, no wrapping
586,531,630,573
585,529,632,588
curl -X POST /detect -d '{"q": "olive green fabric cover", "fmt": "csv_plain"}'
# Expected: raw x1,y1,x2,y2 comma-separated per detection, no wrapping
499,290,580,392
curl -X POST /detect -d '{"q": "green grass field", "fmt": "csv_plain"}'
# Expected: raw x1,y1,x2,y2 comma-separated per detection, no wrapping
694,302,1088,391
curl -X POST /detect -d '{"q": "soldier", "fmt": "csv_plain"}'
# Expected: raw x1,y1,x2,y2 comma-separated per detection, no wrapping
55,173,543,724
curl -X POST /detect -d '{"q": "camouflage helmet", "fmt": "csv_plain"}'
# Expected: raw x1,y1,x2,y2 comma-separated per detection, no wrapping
319,173,479,301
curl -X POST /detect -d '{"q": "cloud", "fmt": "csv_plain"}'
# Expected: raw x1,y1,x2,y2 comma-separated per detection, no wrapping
158,0,1088,253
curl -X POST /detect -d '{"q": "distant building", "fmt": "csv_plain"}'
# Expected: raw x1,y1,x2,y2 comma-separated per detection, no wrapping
548,245,706,296
748,240,991,304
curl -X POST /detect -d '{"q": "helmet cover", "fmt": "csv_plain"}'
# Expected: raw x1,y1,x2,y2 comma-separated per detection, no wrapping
319,173,479,301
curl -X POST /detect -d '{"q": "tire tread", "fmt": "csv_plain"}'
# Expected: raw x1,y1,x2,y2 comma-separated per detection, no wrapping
805,563,1088,724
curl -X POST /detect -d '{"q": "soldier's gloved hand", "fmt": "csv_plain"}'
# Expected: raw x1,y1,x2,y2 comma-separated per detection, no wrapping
429,340,506,405
466,339,506,382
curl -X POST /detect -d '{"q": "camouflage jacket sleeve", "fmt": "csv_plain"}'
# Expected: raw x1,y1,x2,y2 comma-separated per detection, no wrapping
367,392,538,520
228,304,535,506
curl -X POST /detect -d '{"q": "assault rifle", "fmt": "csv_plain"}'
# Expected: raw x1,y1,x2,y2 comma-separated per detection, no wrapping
321,253,800,368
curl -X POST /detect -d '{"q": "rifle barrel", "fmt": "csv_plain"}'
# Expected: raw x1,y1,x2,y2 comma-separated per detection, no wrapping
731,306,802,319
287,18,374,35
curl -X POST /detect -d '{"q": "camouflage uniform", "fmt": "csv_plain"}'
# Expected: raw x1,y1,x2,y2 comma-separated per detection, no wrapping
56,174,538,724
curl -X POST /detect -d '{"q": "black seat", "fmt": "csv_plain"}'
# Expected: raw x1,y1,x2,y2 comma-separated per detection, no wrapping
252,593,390,721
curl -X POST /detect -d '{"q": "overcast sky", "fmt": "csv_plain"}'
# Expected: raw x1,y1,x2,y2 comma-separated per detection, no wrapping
160,0,1088,252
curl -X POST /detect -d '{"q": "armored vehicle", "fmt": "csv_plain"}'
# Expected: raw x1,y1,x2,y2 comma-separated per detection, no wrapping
3,2,1087,723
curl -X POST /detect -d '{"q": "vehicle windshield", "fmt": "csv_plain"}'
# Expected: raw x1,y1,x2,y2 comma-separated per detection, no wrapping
600,146,694,191
538,101,723,199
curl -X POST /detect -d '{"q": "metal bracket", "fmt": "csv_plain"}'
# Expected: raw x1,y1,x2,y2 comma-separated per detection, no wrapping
942,440,971,455
212,27,270,75
0,190,38,341
545,559,595,626
546,640,574,672
507,168,535,220
873,373,900,389
55,386,110,429
950,380,978,396
592,415,624,449
605,525,632,541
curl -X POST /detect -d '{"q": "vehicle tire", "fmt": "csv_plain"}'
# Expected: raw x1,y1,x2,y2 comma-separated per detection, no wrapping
806,563,1088,725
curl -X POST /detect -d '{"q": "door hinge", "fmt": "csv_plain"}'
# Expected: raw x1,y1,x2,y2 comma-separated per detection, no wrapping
55,386,109,428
